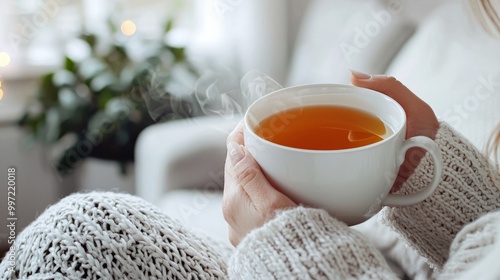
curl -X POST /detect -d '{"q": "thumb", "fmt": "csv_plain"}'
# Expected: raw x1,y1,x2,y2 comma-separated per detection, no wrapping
350,71,424,111
227,142,295,210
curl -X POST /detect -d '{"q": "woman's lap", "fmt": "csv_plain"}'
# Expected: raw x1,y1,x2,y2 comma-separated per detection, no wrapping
0,192,228,279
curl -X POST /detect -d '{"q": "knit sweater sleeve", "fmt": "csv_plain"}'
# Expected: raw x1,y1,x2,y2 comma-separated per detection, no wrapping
228,207,398,279
439,211,500,279
382,122,500,269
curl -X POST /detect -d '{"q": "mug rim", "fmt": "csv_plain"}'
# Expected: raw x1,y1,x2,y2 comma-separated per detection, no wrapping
244,83,407,154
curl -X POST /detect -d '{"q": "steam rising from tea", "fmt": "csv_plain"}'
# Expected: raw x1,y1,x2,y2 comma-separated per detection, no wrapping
141,69,283,124
139,69,392,150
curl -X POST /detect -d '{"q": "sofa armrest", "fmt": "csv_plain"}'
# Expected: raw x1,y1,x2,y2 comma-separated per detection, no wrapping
135,115,240,203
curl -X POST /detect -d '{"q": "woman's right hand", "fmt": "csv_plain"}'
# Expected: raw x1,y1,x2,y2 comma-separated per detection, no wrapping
350,71,440,192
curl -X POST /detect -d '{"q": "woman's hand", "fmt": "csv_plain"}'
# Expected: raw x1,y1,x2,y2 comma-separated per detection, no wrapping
222,72,439,246
350,71,440,192
223,122,297,247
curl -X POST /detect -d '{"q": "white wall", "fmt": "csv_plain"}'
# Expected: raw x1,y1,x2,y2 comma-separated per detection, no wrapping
0,127,59,240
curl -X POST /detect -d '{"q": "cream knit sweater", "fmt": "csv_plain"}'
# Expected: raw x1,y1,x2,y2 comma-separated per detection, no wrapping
1,123,499,279
229,123,500,279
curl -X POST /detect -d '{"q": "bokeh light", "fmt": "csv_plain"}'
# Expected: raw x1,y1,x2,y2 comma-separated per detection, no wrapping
121,20,137,36
0,81,4,101
0,52,11,67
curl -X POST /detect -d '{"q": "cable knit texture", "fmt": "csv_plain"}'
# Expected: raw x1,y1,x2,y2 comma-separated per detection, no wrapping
382,123,500,271
228,207,397,279
228,122,500,279
2,122,500,279
439,212,499,279
0,192,229,279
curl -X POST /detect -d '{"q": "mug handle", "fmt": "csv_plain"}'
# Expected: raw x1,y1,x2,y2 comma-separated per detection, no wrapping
382,136,443,206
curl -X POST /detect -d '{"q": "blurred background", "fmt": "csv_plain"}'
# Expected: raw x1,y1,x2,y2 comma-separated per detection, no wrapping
0,0,237,254
0,0,296,255
1,1,500,275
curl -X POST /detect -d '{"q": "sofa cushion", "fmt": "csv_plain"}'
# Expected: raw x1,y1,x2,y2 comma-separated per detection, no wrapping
156,189,231,247
387,2,500,149
287,0,416,86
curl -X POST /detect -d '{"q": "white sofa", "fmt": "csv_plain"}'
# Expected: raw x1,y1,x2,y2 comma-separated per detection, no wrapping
135,0,500,277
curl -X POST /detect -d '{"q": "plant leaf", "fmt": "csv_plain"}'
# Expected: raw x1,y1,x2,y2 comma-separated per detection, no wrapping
65,57,77,72
164,19,174,33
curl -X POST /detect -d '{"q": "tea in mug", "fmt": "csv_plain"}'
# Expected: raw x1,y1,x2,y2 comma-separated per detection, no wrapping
254,105,393,150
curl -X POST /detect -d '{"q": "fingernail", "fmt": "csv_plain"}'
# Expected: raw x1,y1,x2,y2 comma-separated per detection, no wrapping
350,70,372,80
228,141,245,165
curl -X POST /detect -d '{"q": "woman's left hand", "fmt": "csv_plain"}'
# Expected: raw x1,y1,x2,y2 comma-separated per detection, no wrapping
223,122,297,247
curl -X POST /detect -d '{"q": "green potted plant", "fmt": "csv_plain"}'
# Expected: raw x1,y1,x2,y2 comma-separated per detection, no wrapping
18,19,199,179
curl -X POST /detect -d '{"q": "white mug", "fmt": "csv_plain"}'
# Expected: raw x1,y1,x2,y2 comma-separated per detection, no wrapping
243,84,443,225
